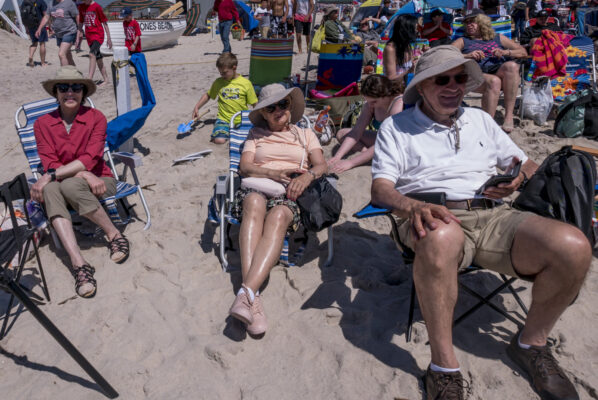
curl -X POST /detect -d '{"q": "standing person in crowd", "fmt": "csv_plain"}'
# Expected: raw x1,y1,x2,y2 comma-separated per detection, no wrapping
286,0,294,37
214,0,239,53
270,0,289,38
31,66,131,299
526,0,542,20
323,6,358,43
371,45,587,400
511,0,528,41
228,84,327,336
293,0,313,53
421,9,452,47
121,7,141,54
78,0,112,86
21,0,49,67
383,14,423,80
255,0,272,38
36,0,80,67
328,74,404,173
452,9,527,133
191,53,258,144
376,0,394,21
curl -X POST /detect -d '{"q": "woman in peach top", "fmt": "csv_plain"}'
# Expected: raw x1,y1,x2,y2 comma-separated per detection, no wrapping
228,84,327,336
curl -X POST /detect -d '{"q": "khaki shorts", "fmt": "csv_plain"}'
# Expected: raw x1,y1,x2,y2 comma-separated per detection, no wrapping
395,203,535,277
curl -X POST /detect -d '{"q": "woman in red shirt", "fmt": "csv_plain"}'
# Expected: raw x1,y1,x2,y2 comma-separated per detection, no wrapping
30,66,130,298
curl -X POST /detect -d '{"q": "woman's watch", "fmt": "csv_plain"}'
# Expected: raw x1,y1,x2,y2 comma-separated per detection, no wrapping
46,168,57,182
307,169,317,179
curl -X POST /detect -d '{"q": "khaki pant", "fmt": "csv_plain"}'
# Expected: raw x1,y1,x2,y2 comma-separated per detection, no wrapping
396,203,535,277
43,177,117,221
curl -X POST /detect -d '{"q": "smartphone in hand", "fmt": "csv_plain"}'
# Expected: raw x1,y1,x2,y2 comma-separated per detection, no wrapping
477,160,522,194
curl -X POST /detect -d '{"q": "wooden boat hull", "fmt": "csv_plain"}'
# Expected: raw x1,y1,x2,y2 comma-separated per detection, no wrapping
100,17,187,55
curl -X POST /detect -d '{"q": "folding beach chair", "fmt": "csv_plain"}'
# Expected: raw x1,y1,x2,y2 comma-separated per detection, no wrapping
14,98,152,241
209,111,335,272
354,202,529,342
452,15,512,40
249,38,294,87
316,43,364,91
524,16,560,28
0,174,118,398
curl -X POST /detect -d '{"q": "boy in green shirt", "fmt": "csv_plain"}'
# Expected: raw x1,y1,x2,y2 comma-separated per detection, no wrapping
192,53,258,144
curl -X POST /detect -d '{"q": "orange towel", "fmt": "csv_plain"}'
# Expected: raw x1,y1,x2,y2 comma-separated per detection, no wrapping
530,30,572,78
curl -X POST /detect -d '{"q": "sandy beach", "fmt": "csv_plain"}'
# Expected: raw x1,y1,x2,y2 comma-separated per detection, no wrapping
1,27,598,399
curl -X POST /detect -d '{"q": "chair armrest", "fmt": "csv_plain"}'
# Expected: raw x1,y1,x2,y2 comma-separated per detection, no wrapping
215,175,229,195
111,152,143,169
353,203,391,218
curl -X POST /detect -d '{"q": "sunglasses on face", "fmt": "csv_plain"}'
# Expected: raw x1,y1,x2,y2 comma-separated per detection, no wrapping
434,73,469,86
264,98,291,113
55,83,85,93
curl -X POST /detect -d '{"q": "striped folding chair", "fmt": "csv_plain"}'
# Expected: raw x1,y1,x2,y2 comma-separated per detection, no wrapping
14,98,152,241
209,111,335,272
249,38,294,87
452,15,512,40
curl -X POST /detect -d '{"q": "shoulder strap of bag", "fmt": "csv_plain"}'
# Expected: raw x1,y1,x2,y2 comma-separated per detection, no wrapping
554,92,594,136
582,93,598,138
291,124,308,171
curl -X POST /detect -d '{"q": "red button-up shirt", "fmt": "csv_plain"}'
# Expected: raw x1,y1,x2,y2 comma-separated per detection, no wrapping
34,106,113,178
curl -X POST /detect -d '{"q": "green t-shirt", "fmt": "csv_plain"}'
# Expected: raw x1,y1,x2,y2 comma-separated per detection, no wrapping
208,75,258,123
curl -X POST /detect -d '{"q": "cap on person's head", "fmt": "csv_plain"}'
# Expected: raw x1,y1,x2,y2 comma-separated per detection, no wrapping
42,65,96,97
536,9,549,17
402,45,484,104
324,6,338,16
431,9,444,18
463,8,485,21
120,7,132,17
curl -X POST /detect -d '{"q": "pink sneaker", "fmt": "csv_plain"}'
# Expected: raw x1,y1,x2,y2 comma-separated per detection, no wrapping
247,294,267,335
229,289,253,325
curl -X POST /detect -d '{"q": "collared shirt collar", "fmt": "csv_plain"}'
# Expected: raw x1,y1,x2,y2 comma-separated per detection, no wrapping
47,106,90,126
413,100,466,130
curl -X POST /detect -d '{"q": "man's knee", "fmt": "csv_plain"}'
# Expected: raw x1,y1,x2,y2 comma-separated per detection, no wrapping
59,177,90,199
413,221,465,269
549,226,592,281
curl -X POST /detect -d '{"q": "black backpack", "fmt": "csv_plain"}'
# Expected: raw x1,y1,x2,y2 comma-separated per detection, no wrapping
20,0,40,30
513,146,596,241
554,90,598,139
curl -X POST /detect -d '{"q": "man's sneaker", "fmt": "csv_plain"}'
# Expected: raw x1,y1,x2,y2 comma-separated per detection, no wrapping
246,294,267,335
507,333,579,400
425,366,465,400
229,289,253,325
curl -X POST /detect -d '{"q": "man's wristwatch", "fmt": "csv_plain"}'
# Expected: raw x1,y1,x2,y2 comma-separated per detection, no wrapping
46,168,57,182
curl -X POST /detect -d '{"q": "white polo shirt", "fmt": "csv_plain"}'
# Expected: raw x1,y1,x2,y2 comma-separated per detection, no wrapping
372,103,528,201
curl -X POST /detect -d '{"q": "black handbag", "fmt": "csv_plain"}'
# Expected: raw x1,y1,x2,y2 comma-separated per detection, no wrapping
296,175,342,232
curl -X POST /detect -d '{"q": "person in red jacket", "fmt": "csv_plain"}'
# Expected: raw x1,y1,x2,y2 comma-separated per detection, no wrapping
213,0,239,53
78,0,112,86
121,7,141,53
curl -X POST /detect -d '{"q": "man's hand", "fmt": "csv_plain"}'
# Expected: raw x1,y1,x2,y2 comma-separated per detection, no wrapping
409,201,461,240
30,174,52,203
286,171,313,201
130,44,136,52
483,157,523,199
107,37,112,49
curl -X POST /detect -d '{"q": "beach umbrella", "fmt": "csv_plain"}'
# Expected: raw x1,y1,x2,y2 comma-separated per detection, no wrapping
380,0,464,38
104,0,175,11
183,3,201,35
234,0,259,32
350,0,382,27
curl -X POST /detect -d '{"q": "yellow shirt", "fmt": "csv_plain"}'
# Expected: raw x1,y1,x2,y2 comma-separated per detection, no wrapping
208,75,258,123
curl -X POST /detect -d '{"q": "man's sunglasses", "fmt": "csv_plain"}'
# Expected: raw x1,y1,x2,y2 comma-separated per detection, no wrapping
264,98,291,113
434,73,469,86
55,83,85,93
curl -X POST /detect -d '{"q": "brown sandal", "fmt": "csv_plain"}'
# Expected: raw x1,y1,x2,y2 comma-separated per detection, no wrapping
71,264,97,298
109,235,130,264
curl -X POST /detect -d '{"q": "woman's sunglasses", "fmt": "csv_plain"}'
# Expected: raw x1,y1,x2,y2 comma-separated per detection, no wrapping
55,83,85,93
264,98,291,113
434,73,469,86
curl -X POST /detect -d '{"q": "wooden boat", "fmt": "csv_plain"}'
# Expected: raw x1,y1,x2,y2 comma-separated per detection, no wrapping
100,0,187,55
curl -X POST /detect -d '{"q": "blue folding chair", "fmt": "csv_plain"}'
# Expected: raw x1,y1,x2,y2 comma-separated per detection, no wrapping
14,98,152,240
209,111,335,272
354,202,529,342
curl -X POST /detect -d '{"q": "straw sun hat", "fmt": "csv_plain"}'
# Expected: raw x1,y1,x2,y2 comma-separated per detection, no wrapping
42,66,96,98
249,84,305,127
403,45,484,105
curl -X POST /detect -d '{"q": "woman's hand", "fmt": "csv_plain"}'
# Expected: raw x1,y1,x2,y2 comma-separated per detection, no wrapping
286,171,313,201
30,174,52,203
271,169,295,185
329,159,352,174
465,50,485,61
79,172,107,197
491,48,509,58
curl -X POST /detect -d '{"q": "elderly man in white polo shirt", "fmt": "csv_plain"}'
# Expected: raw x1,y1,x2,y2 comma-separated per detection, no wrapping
371,45,589,400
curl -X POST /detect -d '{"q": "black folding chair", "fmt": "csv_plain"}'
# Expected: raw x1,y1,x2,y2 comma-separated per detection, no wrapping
0,173,118,399
354,202,529,342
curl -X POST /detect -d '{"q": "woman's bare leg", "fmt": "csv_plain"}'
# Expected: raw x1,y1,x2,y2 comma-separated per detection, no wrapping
239,193,267,281
51,216,86,267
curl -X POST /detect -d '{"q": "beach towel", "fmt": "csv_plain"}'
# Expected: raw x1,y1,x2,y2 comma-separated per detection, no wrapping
530,30,572,79
106,52,156,150
550,36,595,101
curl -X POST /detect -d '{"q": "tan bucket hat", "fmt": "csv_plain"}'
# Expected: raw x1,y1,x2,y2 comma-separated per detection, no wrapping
249,84,305,127
42,66,96,97
324,6,338,17
403,45,484,105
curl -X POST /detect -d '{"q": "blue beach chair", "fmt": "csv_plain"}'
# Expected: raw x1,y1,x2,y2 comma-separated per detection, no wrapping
14,98,152,239
209,111,335,272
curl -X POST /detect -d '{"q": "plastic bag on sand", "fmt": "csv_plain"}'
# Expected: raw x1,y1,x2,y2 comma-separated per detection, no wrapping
522,77,554,126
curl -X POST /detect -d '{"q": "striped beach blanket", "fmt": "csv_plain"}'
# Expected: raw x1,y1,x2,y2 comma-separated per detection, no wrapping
530,30,572,79
249,38,293,86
